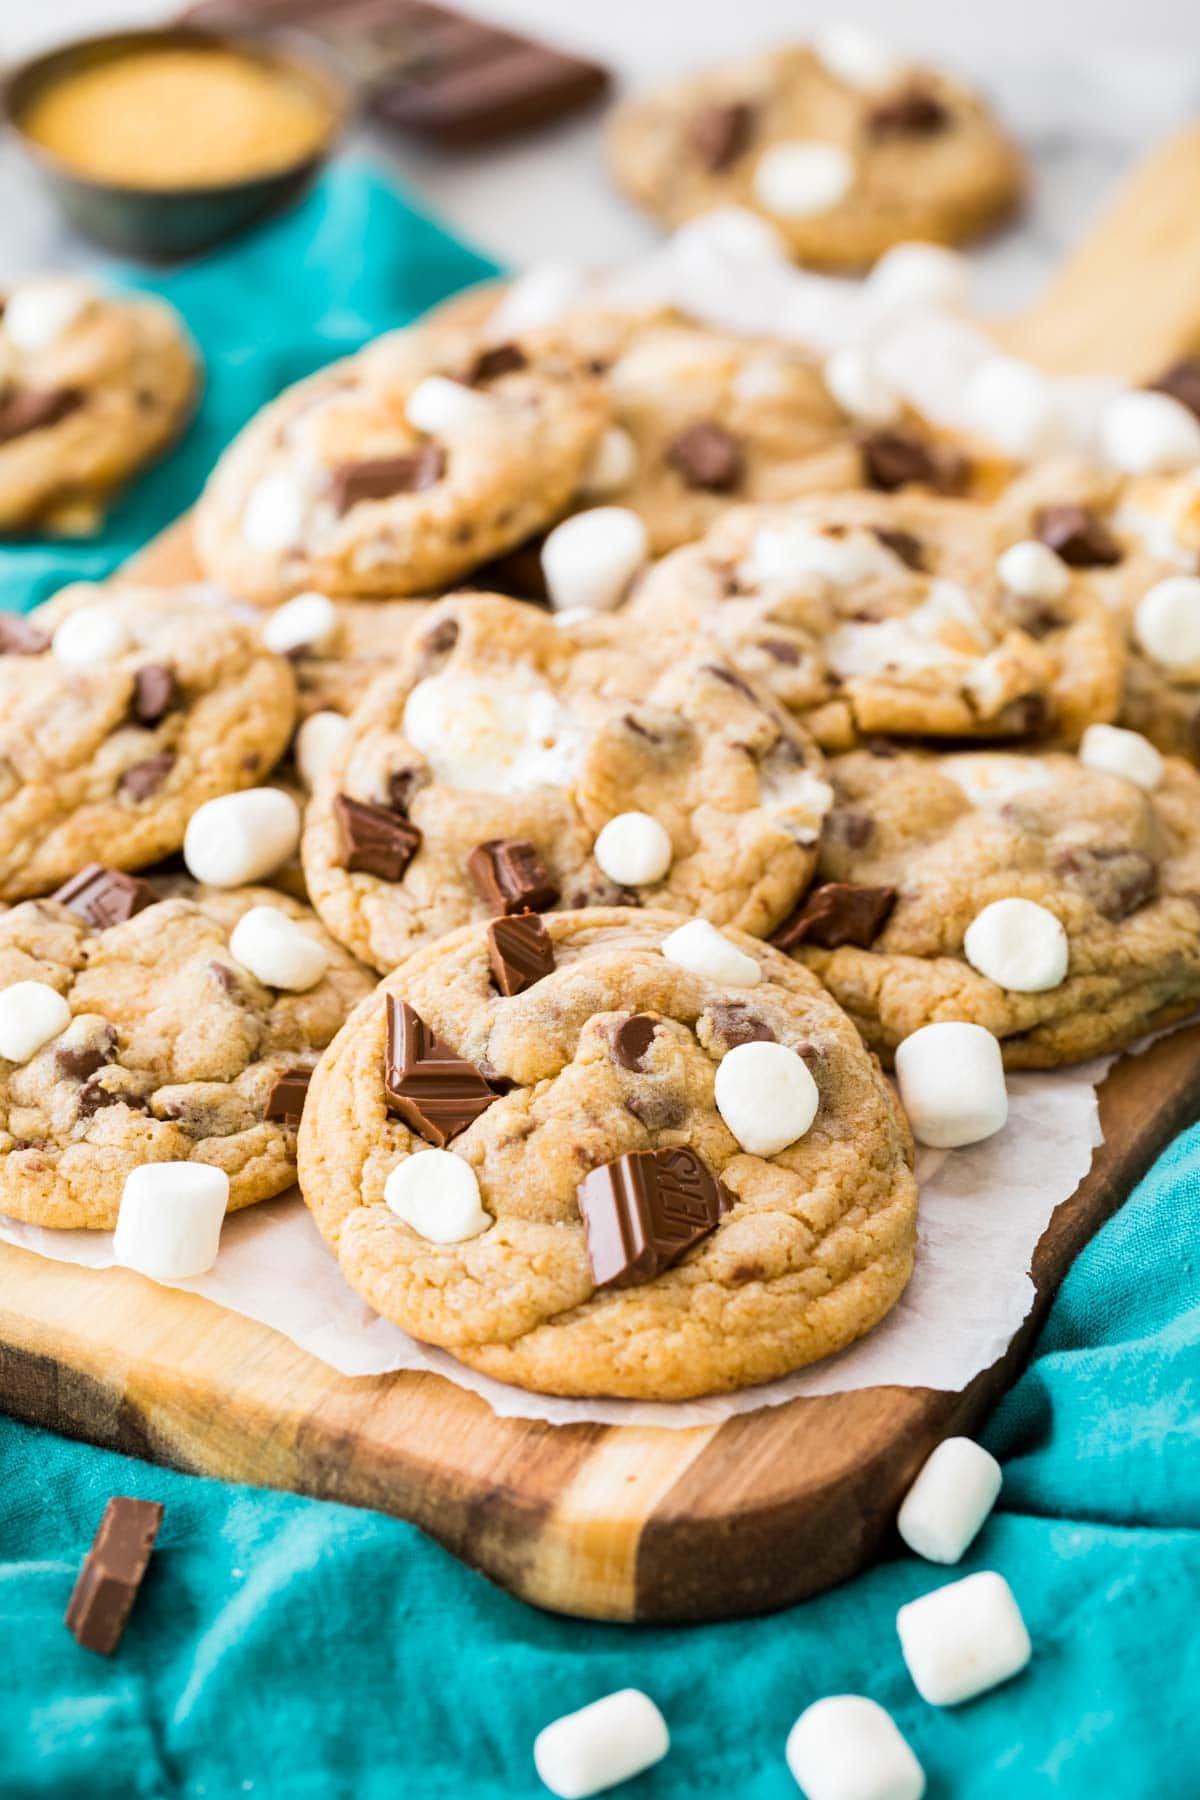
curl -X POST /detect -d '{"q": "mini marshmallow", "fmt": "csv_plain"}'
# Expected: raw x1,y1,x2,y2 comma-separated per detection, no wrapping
593,812,673,887
241,472,307,551
295,710,350,790
964,897,1068,993
896,1570,1031,1706
785,1695,925,1800
753,142,855,217
898,1437,1003,1565
542,508,648,612
715,1040,819,1157
230,905,329,992
812,22,905,91
865,242,969,313
749,521,896,590
113,1162,229,1281
183,788,301,887
533,1689,669,1799
405,374,491,436
965,356,1057,459
1100,390,1200,475
261,591,338,656
1134,574,1200,668
384,1149,491,1243
661,919,762,987
1079,722,1164,791
51,607,132,667
996,539,1069,603
675,205,792,262
0,981,71,1063
579,426,639,499
823,345,901,427
894,1022,1008,1149
3,276,93,352
491,261,588,335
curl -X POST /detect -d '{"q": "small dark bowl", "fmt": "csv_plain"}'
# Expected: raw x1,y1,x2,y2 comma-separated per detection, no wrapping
3,26,351,261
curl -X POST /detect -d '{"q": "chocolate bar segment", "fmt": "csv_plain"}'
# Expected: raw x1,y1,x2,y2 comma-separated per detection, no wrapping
334,794,422,881
265,1065,313,1125
772,882,897,952
487,911,555,996
331,446,446,513
65,1496,163,1655
468,838,559,915
1033,504,1122,567
384,994,498,1146
578,1146,731,1288
52,865,159,928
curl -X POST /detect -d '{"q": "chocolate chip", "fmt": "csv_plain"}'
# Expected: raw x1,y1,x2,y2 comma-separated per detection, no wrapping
624,1091,687,1131
464,342,527,384
0,386,82,444
131,665,178,727
867,86,950,136
998,693,1050,737
487,911,555,996
384,995,498,1147
334,794,422,882
1056,846,1158,921
1033,504,1122,568
1146,357,1200,422
871,525,926,571
468,838,559,915
689,99,754,170
772,882,897,951
330,445,446,513
666,421,745,492
824,809,875,851
708,1002,775,1048
264,1066,312,1126
52,865,159,928
415,616,460,675
0,614,50,655
1003,593,1067,639
56,1031,116,1082
861,431,969,496
65,1496,163,1656
613,1013,657,1071
76,1080,123,1120
118,753,176,801
758,638,801,666
578,1146,731,1287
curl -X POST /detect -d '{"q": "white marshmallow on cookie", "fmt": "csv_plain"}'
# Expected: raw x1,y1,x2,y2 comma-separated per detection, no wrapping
183,788,301,887
866,242,969,312
229,906,329,992
295,710,350,790
384,1149,491,1243
534,1689,669,1800
785,1694,925,1800
579,426,639,499
753,142,856,217
1100,390,1200,475
823,345,902,427
812,22,905,91
51,607,132,667
895,1022,1008,1149
966,356,1058,459
1133,574,1200,667
262,591,338,656
241,471,307,550
996,539,1069,603
593,812,673,887
113,1162,229,1281
898,1436,1003,1565
0,980,71,1063
963,897,1068,993
897,1570,1031,1706
403,664,583,794
1079,722,1164,791
405,374,491,436
661,919,761,987
542,507,648,613
3,276,94,353
715,1040,818,1157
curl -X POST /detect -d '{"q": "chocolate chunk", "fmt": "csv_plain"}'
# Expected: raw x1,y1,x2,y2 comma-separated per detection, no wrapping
131,664,179,727
871,525,926,571
334,794,422,882
1056,846,1158,921
487,911,555,996
118,753,176,802
689,99,753,170
708,1002,775,1048
0,614,50,655
868,87,949,136
386,767,426,814
666,421,745,493
52,865,159,929
384,995,498,1147
861,431,969,495
468,838,559,915
825,809,875,851
56,1038,115,1082
331,445,446,513
1146,356,1200,422
0,386,82,444
578,1146,731,1287
613,1013,658,1071
624,1091,687,1131
464,342,527,384
772,882,897,951
65,1496,163,1656
759,637,801,666
77,1080,123,1120
1033,504,1122,568
265,1066,312,1126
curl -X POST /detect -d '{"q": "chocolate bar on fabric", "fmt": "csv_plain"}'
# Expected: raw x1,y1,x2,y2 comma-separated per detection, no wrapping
65,1497,164,1655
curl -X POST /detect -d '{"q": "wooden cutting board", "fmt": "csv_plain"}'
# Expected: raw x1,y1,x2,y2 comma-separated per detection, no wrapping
4,128,1200,1625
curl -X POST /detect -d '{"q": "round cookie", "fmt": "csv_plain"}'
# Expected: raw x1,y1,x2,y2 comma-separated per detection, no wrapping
779,744,1200,1066
193,318,609,602
297,906,917,1399
0,874,371,1229
0,275,198,534
627,490,1124,750
606,40,1023,271
302,593,831,972
2,583,296,902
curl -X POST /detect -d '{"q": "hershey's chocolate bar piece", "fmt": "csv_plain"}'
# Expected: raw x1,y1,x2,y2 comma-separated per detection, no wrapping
334,794,422,882
265,1065,313,1125
772,882,896,952
666,421,745,493
0,386,82,444
1146,356,1200,422
131,664,179,726
119,752,177,801
52,865,159,928
578,1146,731,1288
0,614,51,655
468,838,559,915
487,911,555,996
384,994,498,1146
331,445,446,513
65,1496,163,1655
1033,504,1122,567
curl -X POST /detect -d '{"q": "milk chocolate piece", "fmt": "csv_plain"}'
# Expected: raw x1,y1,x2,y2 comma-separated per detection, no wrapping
487,911,555,996
1033,504,1122,567
1055,846,1158,921
131,664,179,726
0,386,82,444
464,342,527,384
689,100,753,170
119,753,176,801
666,421,745,492
861,431,969,495
871,525,926,570
612,1013,657,1070
265,1065,312,1125
468,838,559,914
334,794,421,881
0,614,50,655
52,865,159,928
331,446,446,513
65,1496,163,1655
384,995,498,1146
578,1146,731,1288
772,882,896,951
1147,356,1200,422
868,87,949,136
707,1001,775,1048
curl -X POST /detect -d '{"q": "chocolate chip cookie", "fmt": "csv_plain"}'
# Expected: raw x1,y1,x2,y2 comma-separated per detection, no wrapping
297,906,917,1399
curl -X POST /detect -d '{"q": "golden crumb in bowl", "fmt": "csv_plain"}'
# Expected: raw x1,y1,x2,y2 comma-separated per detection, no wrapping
18,45,334,190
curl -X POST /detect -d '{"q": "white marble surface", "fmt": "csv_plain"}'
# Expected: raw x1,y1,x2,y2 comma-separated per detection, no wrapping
1,3,1199,311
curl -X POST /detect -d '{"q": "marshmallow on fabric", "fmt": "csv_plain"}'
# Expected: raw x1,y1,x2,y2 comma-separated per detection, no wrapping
534,1689,669,1799
897,1570,1031,1706
714,1040,819,1157
785,1694,925,1800
897,1437,1003,1564
894,1022,1008,1149
183,788,301,887
113,1162,229,1281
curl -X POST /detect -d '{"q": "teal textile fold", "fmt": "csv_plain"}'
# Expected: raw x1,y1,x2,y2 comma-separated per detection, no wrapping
2,1122,1198,1797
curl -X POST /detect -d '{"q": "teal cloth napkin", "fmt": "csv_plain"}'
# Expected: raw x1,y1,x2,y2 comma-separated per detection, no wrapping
3,1121,1198,1798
